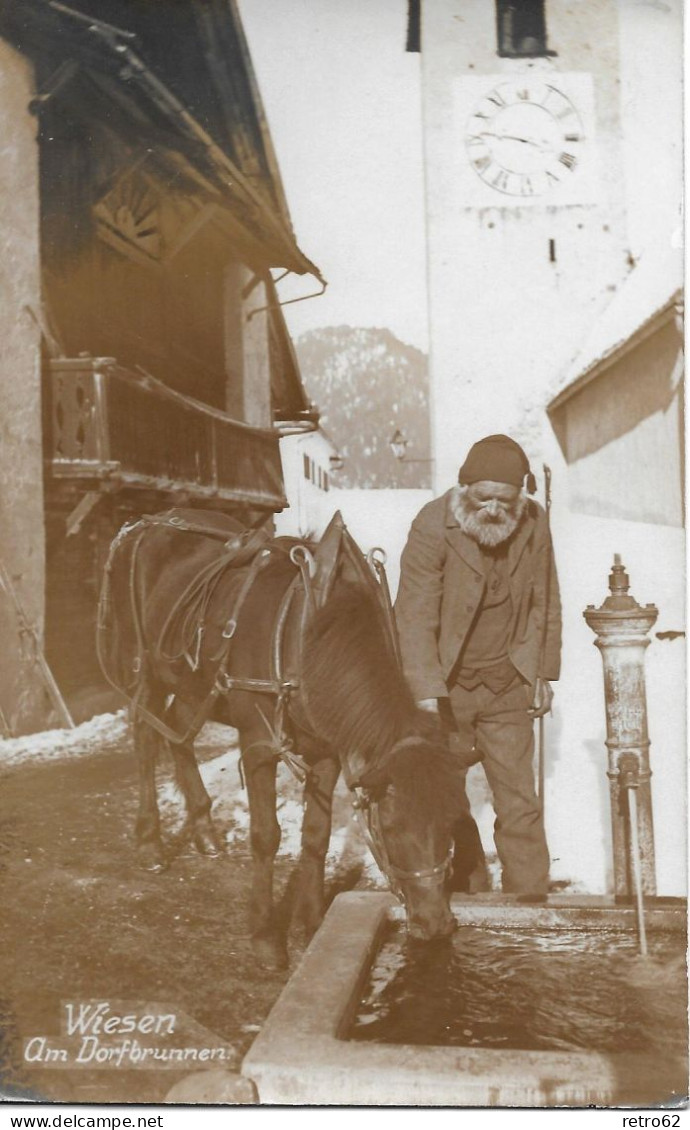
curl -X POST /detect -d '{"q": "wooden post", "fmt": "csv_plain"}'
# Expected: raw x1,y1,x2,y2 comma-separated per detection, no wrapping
0,43,48,733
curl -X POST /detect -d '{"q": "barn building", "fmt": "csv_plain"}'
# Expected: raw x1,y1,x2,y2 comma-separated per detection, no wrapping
0,0,323,733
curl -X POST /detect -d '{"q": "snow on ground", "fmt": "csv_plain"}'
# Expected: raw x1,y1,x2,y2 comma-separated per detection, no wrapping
157,730,386,884
6,714,570,892
0,711,130,768
4,711,384,882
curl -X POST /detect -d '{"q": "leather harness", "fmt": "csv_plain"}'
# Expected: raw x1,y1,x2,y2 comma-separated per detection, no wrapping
97,513,314,753
97,512,451,895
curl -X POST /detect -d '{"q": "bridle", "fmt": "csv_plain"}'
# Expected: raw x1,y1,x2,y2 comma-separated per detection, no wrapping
348,735,454,905
353,791,453,905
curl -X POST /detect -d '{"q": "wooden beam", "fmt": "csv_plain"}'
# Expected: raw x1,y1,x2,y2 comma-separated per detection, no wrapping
66,490,102,537
162,202,219,263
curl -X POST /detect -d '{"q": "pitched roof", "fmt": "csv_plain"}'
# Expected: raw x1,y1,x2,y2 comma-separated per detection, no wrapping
548,243,683,412
2,0,323,280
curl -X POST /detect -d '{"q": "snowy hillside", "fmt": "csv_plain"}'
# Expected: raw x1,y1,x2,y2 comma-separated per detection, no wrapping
296,326,430,488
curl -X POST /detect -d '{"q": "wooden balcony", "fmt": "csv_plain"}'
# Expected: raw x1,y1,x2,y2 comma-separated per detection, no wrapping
47,357,287,509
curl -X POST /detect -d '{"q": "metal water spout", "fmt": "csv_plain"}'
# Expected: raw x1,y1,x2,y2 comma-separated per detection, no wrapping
583,557,658,900
618,752,649,955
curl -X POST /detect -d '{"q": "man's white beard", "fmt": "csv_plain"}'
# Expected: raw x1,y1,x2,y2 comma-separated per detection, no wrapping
450,485,527,548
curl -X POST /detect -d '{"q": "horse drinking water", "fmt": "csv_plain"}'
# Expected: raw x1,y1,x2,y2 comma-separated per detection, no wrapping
98,509,461,968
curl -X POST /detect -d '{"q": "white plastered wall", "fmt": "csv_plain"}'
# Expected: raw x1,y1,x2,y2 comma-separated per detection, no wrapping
416,0,685,894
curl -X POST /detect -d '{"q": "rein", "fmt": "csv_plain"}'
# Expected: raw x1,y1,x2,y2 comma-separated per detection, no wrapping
347,735,453,903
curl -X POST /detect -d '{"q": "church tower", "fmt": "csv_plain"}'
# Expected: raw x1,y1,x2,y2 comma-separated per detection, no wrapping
418,0,631,487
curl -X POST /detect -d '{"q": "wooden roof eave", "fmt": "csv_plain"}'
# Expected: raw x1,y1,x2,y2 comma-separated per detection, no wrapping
220,0,296,233
81,50,321,279
8,0,323,280
107,45,321,278
547,295,682,417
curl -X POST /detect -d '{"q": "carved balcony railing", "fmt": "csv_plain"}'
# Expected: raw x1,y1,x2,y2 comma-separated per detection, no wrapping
47,357,287,509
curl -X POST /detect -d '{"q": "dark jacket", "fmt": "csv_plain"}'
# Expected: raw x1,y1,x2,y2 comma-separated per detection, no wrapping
395,489,562,701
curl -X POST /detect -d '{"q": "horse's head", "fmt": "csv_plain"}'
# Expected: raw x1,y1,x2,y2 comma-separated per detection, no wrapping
300,578,462,939
356,731,461,942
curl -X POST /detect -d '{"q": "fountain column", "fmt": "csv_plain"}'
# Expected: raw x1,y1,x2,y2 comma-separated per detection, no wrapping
583,557,658,898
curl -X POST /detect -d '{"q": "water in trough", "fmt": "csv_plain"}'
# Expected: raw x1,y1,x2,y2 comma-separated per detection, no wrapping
352,924,687,1054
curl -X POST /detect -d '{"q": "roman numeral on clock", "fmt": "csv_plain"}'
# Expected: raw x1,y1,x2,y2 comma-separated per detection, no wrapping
559,152,577,169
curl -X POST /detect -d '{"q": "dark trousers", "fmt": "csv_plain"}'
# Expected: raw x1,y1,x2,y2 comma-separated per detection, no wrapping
446,679,549,895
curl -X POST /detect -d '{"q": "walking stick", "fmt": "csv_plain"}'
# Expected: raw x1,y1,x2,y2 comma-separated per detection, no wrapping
537,464,552,806
538,701,546,805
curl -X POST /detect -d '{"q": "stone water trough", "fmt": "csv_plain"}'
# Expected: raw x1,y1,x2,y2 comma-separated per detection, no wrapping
241,891,687,1107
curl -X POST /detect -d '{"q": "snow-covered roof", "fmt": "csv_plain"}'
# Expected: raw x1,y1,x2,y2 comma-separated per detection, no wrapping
548,243,683,412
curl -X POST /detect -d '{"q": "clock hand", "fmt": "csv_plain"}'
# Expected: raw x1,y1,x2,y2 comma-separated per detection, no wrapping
475,131,551,151
497,134,552,151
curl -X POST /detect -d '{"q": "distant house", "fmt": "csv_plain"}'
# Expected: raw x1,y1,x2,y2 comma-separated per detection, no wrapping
0,0,323,731
548,248,684,529
543,245,685,898
276,428,343,540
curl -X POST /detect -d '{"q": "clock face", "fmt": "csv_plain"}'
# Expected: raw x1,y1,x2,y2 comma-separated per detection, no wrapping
465,80,585,197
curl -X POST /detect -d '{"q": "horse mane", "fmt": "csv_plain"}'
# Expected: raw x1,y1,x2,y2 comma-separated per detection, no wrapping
302,580,464,824
302,580,418,764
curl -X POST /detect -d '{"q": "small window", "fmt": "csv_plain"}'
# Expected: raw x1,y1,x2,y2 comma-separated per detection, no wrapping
323,472,330,493
303,453,310,481
496,0,555,58
406,0,421,53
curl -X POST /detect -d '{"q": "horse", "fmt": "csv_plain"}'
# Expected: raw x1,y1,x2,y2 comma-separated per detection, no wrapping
98,508,462,969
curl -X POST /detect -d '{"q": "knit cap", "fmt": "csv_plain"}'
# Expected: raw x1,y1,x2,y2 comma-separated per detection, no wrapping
458,434,536,493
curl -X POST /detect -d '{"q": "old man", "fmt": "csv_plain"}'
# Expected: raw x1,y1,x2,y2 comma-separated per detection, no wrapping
395,434,562,899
